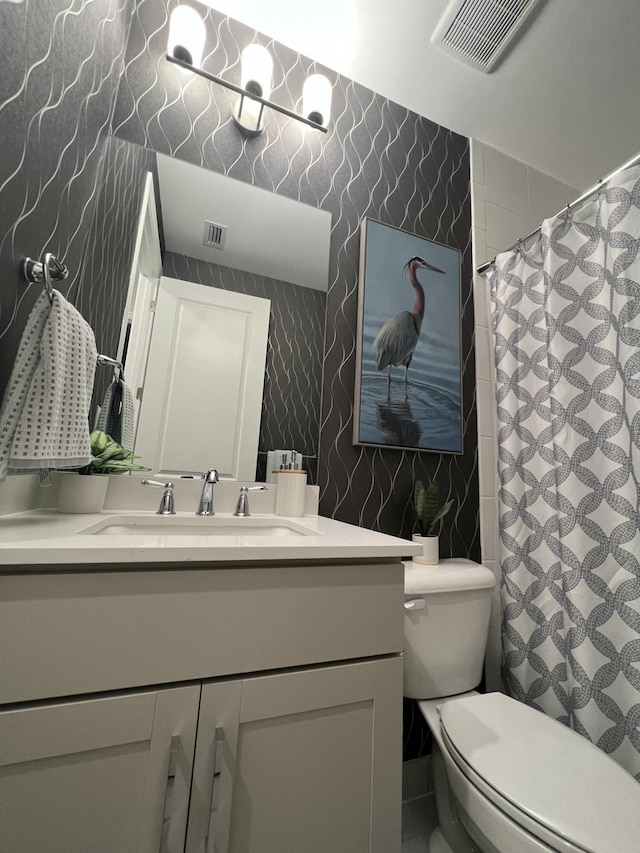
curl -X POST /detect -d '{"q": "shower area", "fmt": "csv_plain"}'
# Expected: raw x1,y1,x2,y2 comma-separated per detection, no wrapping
472,143,640,781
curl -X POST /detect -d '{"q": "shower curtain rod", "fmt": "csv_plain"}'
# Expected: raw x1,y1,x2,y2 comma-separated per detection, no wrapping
476,148,640,275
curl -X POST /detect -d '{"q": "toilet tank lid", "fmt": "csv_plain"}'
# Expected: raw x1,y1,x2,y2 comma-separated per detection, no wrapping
439,693,640,853
404,559,495,594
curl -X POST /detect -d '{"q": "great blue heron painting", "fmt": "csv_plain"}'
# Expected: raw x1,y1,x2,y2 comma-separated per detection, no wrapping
353,219,462,453
373,256,445,385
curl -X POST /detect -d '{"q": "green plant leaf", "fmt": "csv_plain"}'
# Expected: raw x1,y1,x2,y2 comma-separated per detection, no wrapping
100,458,149,472
414,480,425,515
411,479,454,536
412,480,426,535
77,430,149,474
422,481,440,524
89,430,112,454
427,499,454,535
94,444,126,464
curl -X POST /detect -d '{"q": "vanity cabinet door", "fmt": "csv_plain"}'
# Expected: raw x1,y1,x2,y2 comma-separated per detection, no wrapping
186,657,402,853
0,685,200,853
185,680,243,853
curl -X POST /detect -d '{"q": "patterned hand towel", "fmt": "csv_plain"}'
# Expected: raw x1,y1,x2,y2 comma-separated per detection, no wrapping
117,378,136,452
95,374,136,451
0,289,97,481
95,380,115,436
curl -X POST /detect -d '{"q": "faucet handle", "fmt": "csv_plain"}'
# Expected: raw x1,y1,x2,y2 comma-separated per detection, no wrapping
234,485,268,517
141,479,176,515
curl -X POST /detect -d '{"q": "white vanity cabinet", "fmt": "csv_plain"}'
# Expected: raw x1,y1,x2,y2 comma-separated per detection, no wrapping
0,559,404,853
187,659,400,853
0,686,200,853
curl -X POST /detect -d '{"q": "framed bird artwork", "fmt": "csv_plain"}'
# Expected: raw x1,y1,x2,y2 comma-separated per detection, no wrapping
353,218,463,453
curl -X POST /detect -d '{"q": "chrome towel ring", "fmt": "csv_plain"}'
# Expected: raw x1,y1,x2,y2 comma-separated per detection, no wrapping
22,252,69,304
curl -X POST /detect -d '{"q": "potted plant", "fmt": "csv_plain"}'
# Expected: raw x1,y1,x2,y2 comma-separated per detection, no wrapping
57,430,150,513
411,479,454,565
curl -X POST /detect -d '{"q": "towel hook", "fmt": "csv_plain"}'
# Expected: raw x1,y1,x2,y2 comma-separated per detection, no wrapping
22,252,69,305
97,353,123,382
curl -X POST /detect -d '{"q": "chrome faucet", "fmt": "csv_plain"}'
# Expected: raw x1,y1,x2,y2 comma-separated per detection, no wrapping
234,485,268,517
196,469,219,515
141,479,176,515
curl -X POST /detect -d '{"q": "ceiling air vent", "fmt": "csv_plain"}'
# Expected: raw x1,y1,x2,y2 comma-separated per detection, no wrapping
432,0,543,73
203,220,227,250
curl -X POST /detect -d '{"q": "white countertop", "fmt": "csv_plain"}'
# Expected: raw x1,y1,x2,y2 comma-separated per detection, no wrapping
0,509,421,569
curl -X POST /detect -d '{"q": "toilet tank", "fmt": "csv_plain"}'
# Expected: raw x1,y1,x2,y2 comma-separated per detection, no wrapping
403,559,496,700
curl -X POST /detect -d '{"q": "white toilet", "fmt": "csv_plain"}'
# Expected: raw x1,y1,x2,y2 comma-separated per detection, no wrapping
403,558,640,853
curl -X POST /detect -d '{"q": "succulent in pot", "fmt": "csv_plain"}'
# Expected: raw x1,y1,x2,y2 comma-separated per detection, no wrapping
77,430,150,475
411,479,454,564
57,431,150,513
412,478,454,537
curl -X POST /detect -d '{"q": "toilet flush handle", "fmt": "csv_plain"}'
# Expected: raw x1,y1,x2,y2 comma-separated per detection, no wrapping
404,598,425,610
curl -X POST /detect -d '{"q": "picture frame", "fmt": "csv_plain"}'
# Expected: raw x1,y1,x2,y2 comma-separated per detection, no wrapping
353,218,463,454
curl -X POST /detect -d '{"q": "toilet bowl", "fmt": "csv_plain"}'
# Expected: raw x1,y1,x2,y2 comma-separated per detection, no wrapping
403,559,640,853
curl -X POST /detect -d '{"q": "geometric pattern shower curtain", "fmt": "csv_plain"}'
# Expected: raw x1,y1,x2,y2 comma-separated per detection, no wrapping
488,164,640,780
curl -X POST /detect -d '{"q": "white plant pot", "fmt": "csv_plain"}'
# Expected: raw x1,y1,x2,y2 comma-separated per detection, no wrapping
57,473,109,514
412,534,439,565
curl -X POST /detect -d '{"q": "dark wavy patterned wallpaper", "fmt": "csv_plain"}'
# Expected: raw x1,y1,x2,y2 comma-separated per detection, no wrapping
111,0,480,557
0,0,134,399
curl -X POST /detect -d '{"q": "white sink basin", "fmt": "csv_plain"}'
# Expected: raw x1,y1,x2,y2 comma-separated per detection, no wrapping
79,515,315,537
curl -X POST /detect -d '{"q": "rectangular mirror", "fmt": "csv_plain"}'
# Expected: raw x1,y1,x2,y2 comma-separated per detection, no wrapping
87,136,331,482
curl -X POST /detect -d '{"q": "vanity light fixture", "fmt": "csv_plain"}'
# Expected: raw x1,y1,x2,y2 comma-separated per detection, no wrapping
166,7,331,134
167,5,206,69
302,74,333,129
234,44,273,135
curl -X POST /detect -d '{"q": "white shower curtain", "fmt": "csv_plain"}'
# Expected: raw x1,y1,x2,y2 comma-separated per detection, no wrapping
488,164,640,780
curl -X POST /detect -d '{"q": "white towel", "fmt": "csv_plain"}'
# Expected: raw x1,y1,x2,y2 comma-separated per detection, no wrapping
0,289,97,481
95,375,136,451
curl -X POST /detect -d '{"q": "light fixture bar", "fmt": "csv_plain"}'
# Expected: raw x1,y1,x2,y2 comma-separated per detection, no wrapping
166,53,328,133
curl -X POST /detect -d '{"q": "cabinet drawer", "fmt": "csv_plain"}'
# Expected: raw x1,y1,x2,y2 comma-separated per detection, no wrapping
0,561,403,703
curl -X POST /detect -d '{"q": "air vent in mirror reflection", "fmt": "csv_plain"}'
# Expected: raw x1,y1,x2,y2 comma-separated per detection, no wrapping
203,220,227,249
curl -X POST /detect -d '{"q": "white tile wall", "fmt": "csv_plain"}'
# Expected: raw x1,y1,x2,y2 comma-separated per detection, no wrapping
474,333,492,382
472,226,489,264
476,379,494,436
483,146,529,216
470,140,579,693
485,202,528,253
478,436,496,498
471,182,486,229
473,276,490,328
470,141,484,184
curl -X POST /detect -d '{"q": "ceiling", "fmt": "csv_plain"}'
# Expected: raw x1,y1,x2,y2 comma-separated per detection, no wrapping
203,0,640,191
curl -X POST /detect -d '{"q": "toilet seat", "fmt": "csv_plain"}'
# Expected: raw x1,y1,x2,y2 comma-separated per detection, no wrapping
439,693,640,853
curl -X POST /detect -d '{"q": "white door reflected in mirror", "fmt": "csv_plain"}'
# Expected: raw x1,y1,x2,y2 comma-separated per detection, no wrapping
134,277,270,481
